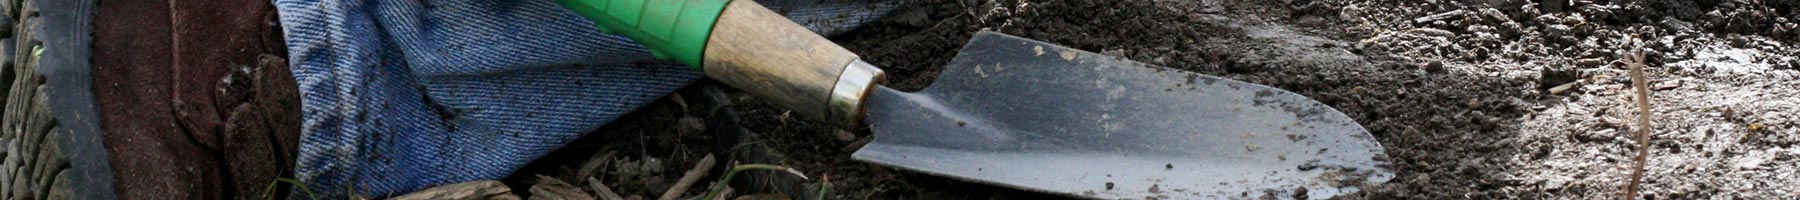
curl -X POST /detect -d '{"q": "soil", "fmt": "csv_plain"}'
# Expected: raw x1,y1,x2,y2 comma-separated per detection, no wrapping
511,0,1799,199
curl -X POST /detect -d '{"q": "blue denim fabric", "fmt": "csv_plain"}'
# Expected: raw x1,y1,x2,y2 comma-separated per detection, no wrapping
272,0,895,197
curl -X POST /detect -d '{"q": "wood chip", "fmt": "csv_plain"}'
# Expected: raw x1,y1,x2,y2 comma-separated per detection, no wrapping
530,175,595,200
1575,58,1606,67
660,154,717,200
1478,8,1510,22
1549,81,1579,95
1413,10,1468,24
390,180,519,200
588,177,625,200
1652,79,1682,90
832,130,857,142
1410,28,1455,37
576,151,616,180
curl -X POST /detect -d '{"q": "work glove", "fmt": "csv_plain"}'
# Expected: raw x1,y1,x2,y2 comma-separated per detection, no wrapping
272,0,897,197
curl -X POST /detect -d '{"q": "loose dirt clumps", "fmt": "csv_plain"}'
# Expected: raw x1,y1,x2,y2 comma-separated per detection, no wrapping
1330,0,1800,199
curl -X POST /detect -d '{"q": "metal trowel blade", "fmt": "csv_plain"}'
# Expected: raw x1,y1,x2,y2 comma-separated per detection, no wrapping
852,31,1392,199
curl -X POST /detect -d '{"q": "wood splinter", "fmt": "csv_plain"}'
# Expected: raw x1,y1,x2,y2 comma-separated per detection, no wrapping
660,154,717,200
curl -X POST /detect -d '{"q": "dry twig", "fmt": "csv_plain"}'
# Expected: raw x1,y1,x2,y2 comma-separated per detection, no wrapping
389,180,517,200
1623,44,1653,200
530,175,595,200
660,154,717,200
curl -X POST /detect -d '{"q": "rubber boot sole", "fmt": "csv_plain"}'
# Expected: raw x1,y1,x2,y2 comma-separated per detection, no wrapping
3,0,118,199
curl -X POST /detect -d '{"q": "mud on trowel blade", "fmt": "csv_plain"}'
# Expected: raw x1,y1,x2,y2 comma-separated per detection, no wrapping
850,31,1392,199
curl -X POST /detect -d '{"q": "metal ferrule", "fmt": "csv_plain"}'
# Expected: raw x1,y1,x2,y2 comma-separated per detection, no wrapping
826,59,884,127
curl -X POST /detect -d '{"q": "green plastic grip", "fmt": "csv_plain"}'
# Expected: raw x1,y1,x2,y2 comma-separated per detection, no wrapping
557,0,730,69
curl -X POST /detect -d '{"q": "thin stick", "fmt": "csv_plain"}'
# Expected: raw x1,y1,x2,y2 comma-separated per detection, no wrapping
1623,47,1653,200
661,154,717,200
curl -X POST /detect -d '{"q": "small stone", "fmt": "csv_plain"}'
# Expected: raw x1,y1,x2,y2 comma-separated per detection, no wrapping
1585,128,1618,141
1653,79,1682,90
1467,25,1495,34
1339,5,1364,20
1102,49,1128,57
1600,117,1624,128
1423,61,1446,73
1537,67,1579,90
1546,24,1573,38
1297,160,1321,171
1501,21,1524,34
1403,126,1422,139
832,130,857,142
1413,9,1468,24
1534,14,1561,24
1562,13,1586,25
1106,182,1115,190
1411,28,1455,37
641,158,666,174
1521,3,1542,17
1294,187,1309,199
1723,107,1736,119
1548,82,1578,95
676,117,705,134
1479,8,1509,22
1574,58,1606,67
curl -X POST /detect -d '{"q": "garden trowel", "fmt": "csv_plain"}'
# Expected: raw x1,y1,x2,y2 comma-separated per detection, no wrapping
560,0,1392,199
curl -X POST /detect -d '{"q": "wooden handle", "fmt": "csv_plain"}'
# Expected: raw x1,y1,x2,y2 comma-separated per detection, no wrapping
703,0,872,126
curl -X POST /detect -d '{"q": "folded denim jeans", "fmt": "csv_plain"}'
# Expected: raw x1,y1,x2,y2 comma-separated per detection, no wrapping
272,0,896,196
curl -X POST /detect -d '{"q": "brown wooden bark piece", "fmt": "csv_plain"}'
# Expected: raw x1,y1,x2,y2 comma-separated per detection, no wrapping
390,180,521,200
529,175,596,200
